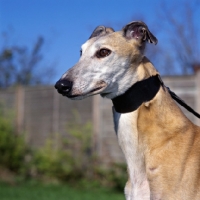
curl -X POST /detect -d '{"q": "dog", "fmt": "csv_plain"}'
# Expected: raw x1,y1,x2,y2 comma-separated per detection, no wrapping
55,21,200,200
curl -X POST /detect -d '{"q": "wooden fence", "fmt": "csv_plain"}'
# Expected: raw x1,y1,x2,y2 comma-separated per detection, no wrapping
0,71,200,164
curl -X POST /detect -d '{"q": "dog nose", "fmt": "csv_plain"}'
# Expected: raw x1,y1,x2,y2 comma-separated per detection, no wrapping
54,80,73,95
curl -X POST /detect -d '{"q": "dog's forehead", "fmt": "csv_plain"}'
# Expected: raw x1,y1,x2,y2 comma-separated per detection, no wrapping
81,31,126,52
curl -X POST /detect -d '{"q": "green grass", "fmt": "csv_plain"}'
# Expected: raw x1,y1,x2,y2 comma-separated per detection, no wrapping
0,182,125,200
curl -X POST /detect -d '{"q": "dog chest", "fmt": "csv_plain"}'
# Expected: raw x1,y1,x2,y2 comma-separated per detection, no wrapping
112,107,150,199
112,107,140,164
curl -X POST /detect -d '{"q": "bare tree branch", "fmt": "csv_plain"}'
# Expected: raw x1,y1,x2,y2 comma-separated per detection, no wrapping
147,0,200,75
0,36,56,88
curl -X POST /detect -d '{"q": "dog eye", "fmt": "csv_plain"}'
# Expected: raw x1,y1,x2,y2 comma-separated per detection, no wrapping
80,50,82,57
96,48,111,58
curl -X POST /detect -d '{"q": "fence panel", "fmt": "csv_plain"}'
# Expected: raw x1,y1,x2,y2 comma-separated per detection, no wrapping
0,72,200,164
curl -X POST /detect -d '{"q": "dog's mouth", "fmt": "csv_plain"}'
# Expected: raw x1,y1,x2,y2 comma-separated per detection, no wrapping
66,81,107,99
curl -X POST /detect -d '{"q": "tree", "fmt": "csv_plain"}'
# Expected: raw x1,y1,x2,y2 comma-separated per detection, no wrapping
0,36,55,88
145,0,200,75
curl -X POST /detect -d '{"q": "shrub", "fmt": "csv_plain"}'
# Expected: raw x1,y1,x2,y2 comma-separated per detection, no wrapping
108,163,127,191
0,107,27,172
0,108,127,192
33,111,93,182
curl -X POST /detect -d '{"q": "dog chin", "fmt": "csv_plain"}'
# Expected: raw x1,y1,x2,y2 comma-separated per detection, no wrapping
66,85,108,100
68,96,87,100
100,92,116,99
66,91,101,100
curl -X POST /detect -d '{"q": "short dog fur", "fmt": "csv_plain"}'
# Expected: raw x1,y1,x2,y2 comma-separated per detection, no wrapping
55,21,200,200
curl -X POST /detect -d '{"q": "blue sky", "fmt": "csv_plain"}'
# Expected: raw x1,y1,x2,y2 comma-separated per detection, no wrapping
0,0,199,83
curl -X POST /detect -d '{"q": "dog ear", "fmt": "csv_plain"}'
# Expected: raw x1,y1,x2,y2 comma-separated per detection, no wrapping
89,26,115,39
123,21,158,45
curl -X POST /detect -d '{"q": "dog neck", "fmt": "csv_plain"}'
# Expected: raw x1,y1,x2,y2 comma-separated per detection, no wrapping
112,75,161,113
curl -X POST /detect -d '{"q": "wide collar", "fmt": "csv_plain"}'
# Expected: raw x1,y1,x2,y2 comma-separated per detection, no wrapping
111,75,161,113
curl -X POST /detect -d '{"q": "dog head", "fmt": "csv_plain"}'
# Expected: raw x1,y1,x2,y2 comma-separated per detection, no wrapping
55,21,157,99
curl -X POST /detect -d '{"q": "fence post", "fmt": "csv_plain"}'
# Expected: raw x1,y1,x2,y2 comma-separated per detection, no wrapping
53,89,60,133
92,95,101,156
52,89,60,150
16,86,25,134
195,68,200,126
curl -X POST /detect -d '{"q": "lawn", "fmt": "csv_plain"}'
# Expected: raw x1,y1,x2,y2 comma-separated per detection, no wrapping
0,182,125,200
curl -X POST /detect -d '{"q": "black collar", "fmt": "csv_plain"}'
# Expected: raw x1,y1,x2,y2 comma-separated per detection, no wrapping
111,75,161,113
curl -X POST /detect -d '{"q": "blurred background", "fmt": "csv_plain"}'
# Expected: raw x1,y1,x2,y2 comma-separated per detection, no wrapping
0,0,200,199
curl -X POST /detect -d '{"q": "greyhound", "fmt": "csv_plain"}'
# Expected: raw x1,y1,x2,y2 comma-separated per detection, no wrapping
55,21,200,200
